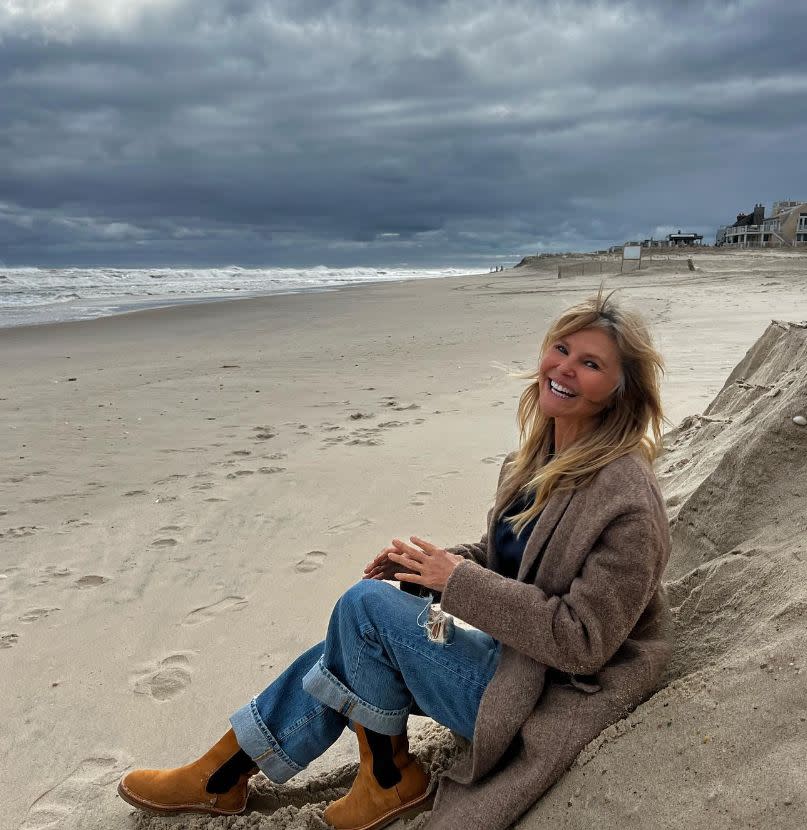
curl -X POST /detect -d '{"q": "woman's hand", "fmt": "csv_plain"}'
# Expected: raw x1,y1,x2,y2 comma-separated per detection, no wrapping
363,545,416,582
387,536,464,593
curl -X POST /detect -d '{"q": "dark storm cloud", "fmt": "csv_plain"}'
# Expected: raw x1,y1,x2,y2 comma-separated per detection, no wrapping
1,0,806,265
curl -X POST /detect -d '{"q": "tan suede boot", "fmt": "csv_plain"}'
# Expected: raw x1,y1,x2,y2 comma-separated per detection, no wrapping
117,728,257,816
324,725,432,830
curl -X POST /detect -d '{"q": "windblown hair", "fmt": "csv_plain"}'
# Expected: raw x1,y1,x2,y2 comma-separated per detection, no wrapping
501,289,664,535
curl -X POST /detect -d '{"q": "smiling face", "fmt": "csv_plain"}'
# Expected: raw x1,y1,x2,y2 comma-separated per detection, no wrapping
538,326,623,445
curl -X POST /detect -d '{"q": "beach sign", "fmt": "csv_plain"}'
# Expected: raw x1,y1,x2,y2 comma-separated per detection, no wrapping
621,245,642,272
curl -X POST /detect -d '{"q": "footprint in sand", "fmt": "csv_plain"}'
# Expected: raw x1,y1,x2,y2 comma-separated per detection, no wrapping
150,537,178,548
326,518,373,535
258,466,286,475
132,653,194,701
29,565,72,587
73,575,109,589
57,518,92,533
226,469,255,478
1,632,19,648
313,399,351,409
153,474,188,484
426,470,461,480
123,489,148,497
295,551,328,573
252,426,277,440
346,426,383,446
21,755,129,830
410,491,432,506
231,450,252,456
0,525,42,540
182,595,249,626
18,607,60,623
191,481,215,490
481,454,508,465
204,497,228,503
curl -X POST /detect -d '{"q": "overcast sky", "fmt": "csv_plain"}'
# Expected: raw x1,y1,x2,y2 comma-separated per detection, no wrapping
1,0,806,267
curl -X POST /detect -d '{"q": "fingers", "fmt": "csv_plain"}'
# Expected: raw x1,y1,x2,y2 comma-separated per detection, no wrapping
396,572,424,586
365,539,441,583
409,535,438,552
387,551,414,568
391,538,427,561
364,547,396,574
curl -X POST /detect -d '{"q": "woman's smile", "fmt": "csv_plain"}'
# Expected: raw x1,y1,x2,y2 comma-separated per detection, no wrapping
547,378,577,399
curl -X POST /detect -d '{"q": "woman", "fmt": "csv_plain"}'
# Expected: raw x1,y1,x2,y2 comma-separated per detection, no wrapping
118,292,670,830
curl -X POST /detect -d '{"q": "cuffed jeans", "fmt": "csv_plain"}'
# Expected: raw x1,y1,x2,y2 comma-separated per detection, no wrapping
230,579,501,783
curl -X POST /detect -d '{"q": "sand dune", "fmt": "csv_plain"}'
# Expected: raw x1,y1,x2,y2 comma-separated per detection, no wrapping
521,319,807,829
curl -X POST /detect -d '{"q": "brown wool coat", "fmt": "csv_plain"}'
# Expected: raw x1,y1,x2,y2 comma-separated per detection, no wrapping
425,451,671,830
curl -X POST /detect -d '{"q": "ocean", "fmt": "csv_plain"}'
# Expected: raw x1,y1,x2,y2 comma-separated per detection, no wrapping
0,265,475,328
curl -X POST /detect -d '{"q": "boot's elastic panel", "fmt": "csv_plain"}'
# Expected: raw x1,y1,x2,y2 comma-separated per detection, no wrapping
364,729,403,789
206,749,256,794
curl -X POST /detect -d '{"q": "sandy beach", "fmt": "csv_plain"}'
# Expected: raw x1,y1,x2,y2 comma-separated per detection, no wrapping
2,250,806,830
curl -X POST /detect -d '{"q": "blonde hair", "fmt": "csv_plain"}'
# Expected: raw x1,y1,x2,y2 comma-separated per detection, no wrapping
502,289,664,535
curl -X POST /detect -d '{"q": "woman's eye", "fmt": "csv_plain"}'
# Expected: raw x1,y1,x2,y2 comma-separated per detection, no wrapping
555,344,568,354
585,361,599,370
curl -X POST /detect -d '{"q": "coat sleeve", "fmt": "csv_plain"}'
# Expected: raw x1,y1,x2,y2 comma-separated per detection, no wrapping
440,507,663,674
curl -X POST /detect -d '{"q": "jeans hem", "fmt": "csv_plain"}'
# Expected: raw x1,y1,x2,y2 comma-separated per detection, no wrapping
229,698,304,784
302,657,410,736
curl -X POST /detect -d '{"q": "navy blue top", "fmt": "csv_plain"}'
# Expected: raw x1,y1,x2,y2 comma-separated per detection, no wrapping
493,492,541,579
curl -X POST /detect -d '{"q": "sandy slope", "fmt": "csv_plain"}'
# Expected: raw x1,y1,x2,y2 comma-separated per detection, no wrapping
2,250,806,830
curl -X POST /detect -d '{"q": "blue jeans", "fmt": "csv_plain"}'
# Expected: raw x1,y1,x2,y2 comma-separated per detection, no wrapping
230,580,501,783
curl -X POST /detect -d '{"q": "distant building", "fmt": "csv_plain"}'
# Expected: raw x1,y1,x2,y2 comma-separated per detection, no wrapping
639,232,703,248
666,230,704,246
716,201,807,247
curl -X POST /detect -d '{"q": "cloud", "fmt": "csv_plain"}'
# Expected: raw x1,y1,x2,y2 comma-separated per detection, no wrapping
1,0,806,264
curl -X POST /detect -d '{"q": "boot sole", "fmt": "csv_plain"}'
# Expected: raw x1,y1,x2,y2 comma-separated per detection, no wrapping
338,788,435,830
116,779,248,816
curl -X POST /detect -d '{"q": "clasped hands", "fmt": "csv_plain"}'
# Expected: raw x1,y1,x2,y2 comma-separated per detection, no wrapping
363,535,464,593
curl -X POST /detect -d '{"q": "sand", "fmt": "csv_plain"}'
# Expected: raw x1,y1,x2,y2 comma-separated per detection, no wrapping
2,249,806,830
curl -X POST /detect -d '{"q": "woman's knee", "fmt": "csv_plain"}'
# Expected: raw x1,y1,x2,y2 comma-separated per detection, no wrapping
335,580,405,627
339,578,390,610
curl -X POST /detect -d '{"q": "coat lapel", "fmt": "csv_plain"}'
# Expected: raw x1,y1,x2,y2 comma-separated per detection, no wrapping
516,489,574,582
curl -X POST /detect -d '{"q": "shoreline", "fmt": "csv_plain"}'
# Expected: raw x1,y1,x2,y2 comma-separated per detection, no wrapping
5,246,804,333
0,265,489,332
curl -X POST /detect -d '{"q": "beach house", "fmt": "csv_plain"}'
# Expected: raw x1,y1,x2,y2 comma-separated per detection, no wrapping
716,201,807,247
